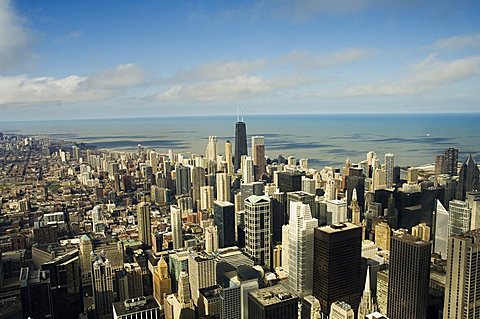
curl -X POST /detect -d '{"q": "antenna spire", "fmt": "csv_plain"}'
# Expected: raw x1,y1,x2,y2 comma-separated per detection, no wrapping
236,106,240,122
241,106,244,122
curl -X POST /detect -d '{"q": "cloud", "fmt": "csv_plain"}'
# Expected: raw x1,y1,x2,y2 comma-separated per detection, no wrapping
0,64,146,105
431,33,480,51
0,0,33,72
170,59,266,83
276,48,374,69
157,75,305,101
314,54,480,97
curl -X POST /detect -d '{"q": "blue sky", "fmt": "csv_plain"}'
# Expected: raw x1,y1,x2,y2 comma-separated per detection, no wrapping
0,0,479,120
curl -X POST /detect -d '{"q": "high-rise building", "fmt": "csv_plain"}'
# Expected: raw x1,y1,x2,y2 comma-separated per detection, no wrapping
245,195,271,269
385,153,395,188
206,136,218,163
170,205,183,249
313,223,362,316
79,234,93,284
92,252,114,319
164,270,195,319
412,222,430,242
116,263,144,302
448,200,472,244
374,221,391,251
242,156,255,184
387,233,431,319
216,172,231,202
443,229,480,319
376,270,389,315
287,201,318,296
456,154,480,201
153,256,172,306
329,301,354,319
435,154,445,175
191,166,206,210
277,171,303,193
252,136,266,178
204,225,219,253
234,120,248,171
434,200,449,259
213,200,236,248
113,296,161,319
19,268,54,319
137,202,152,246
187,251,216,306
287,191,316,220
349,188,361,225
200,185,214,211
225,140,234,176
175,164,191,196
467,191,480,230
445,147,459,176
248,285,299,319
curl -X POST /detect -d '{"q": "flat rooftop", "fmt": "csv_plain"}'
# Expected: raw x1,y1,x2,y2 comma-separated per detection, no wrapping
249,285,297,307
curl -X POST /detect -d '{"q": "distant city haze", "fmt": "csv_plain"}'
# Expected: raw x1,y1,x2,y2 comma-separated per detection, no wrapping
1,113,479,167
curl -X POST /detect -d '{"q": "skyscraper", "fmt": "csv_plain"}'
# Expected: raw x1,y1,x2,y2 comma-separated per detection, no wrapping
248,285,299,319
434,200,449,259
216,172,231,202
252,136,266,178
206,135,218,163
445,147,459,176
313,223,362,316
287,201,318,296
175,164,191,196
187,251,216,306
170,205,183,249
92,252,114,319
191,166,206,210
245,195,271,269
137,202,152,246
456,154,480,201
213,200,236,248
443,229,480,319
387,233,431,319
19,268,54,319
385,153,395,188
448,199,472,243
234,120,248,171
242,156,254,184
435,154,445,175
153,256,172,306
225,140,234,176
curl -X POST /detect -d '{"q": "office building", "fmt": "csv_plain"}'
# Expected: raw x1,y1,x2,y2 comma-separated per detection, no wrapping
137,202,152,246
216,172,231,202
245,195,271,269
200,185,214,211
164,270,195,319
435,154,445,175
175,164,191,196
153,256,172,307
448,200,472,243
329,301,354,319
434,200,449,258
443,229,480,319
92,252,115,319
467,191,480,230
187,251,216,306
113,296,161,319
313,223,362,315
376,270,389,315
198,285,222,318
287,201,318,296
248,285,299,319
412,223,430,242
171,205,183,249
243,156,255,184
385,153,394,188
277,171,303,193
116,263,144,302
204,225,219,253
225,140,234,176
19,268,53,319
456,154,480,201
445,148,459,176
191,166,206,210
387,233,431,319
213,200,236,248
206,136,218,162
252,136,266,178
234,120,248,171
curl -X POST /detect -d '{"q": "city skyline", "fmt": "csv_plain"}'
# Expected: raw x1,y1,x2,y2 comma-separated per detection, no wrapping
0,0,480,120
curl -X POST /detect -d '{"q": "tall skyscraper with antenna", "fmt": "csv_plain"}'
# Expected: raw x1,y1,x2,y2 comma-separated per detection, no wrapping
234,109,247,172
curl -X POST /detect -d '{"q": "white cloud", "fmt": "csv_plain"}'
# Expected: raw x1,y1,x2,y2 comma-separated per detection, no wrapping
157,75,305,101
276,48,374,69
0,64,146,105
315,54,480,97
55,30,82,42
170,60,266,83
0,0,33,72
431,33,480,51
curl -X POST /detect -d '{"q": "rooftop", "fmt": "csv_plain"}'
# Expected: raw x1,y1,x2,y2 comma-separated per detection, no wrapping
249,285,297,307
113,296,159,316
318,222,360,234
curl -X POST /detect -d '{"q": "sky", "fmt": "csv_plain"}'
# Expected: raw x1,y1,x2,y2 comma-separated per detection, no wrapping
0,0,479,120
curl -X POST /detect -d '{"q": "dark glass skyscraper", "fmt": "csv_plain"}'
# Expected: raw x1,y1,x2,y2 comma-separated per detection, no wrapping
213,201,236,248
234,120,247,171
456,154,480,201
387,233,431,319
444,147,459,176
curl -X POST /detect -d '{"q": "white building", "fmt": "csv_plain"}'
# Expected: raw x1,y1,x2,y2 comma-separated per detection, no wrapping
245,195,271,269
